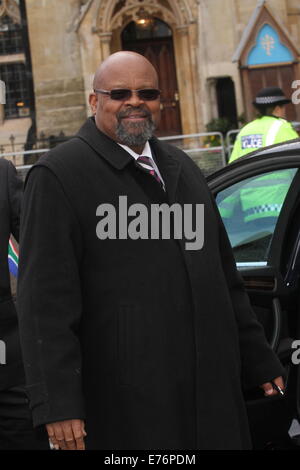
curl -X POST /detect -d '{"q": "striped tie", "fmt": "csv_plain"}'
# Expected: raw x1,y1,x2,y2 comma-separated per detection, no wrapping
136,156,165,190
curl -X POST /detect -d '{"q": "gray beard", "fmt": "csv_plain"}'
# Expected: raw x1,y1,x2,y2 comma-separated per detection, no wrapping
116,118,156,147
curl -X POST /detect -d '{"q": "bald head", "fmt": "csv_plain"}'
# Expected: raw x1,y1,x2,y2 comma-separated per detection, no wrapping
89,51,161,153
93,51,158,90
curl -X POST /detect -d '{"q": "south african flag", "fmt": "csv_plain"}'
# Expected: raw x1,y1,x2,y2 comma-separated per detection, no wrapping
8,238,18,277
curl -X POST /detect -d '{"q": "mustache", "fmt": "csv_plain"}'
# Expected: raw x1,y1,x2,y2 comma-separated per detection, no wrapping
117,107,152,120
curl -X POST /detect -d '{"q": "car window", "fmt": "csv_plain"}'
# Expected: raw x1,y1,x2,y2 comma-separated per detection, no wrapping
216,168,298,265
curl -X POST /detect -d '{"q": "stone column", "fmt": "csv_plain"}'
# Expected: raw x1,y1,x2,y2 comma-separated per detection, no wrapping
0,105,4,126
188,21,203,132
99,32,113,60
0,80,5,125
207,78,218,122
174,25,198,135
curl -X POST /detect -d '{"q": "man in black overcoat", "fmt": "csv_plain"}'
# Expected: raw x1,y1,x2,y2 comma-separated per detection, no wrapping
17,52,284,450
0,158,48,449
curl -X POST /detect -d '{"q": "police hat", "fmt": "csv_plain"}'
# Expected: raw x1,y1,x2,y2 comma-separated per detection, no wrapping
253,87,291,107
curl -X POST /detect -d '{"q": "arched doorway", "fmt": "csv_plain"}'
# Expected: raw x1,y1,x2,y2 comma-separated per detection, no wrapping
121,18,182,137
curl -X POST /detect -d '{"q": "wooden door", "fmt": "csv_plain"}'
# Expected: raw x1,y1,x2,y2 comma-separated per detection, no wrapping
122,37,182,136
246,65,298,121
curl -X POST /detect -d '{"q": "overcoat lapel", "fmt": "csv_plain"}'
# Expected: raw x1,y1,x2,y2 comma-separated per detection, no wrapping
76,117,133,170
149,136,182,204
76,118,183,203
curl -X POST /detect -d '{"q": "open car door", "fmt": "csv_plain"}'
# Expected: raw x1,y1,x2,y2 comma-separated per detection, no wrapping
207,142,300,449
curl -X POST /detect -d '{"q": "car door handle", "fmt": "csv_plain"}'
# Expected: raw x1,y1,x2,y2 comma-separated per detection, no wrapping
270,298,282,351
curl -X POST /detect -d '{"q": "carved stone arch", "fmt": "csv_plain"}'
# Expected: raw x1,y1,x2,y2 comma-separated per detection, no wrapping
111,4,177,32
0,0,21,24
93,0,195,34
176,0,196,25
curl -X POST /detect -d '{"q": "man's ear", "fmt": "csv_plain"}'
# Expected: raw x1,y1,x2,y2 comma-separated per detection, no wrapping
89,93,98,115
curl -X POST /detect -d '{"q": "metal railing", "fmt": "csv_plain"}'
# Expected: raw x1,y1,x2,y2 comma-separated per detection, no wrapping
2,131,228,178
0,148,49,163
3,123,299,179
160,131,227,175
225,129,239,157
0,122,300,174
16,164,36,181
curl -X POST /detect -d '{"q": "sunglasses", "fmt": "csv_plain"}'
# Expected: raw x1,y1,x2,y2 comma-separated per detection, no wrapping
94,88,161,101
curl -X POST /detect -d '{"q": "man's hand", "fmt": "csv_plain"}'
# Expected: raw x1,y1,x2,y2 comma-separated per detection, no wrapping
260,376,285,397
46,419,87,450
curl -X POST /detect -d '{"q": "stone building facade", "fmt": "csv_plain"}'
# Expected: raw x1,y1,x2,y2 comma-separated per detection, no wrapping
0,0,300,155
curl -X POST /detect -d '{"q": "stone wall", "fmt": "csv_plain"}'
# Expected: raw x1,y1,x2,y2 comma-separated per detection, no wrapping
25,0,87,137
17,0,300,140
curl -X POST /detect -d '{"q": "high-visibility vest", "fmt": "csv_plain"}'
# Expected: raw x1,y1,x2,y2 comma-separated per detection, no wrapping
218,169,296,224
219,116,299,226
239,169,296,223
229,116,299,163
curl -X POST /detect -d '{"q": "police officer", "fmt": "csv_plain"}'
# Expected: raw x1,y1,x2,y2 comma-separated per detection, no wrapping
219,88,299,232
229,86,298,163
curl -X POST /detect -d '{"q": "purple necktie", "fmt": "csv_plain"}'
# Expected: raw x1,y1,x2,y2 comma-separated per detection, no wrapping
136,156,165,190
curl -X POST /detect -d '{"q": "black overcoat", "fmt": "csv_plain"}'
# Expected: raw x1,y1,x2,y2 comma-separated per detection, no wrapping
0,158,24,390
17,118,284,449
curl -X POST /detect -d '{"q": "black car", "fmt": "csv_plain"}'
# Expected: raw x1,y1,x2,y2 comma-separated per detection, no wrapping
207,139,300,449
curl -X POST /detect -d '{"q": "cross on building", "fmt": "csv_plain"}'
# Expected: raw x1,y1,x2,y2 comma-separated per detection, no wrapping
261,34,275,56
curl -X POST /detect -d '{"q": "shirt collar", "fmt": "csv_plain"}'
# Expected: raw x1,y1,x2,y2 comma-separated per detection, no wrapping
117,140,165,190
117,141,153,161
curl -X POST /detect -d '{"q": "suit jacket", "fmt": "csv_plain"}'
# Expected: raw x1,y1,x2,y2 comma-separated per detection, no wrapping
0,158,24,390
17,118,284,449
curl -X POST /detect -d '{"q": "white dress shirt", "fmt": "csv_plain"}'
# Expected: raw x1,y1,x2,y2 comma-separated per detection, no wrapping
118,141,165,189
